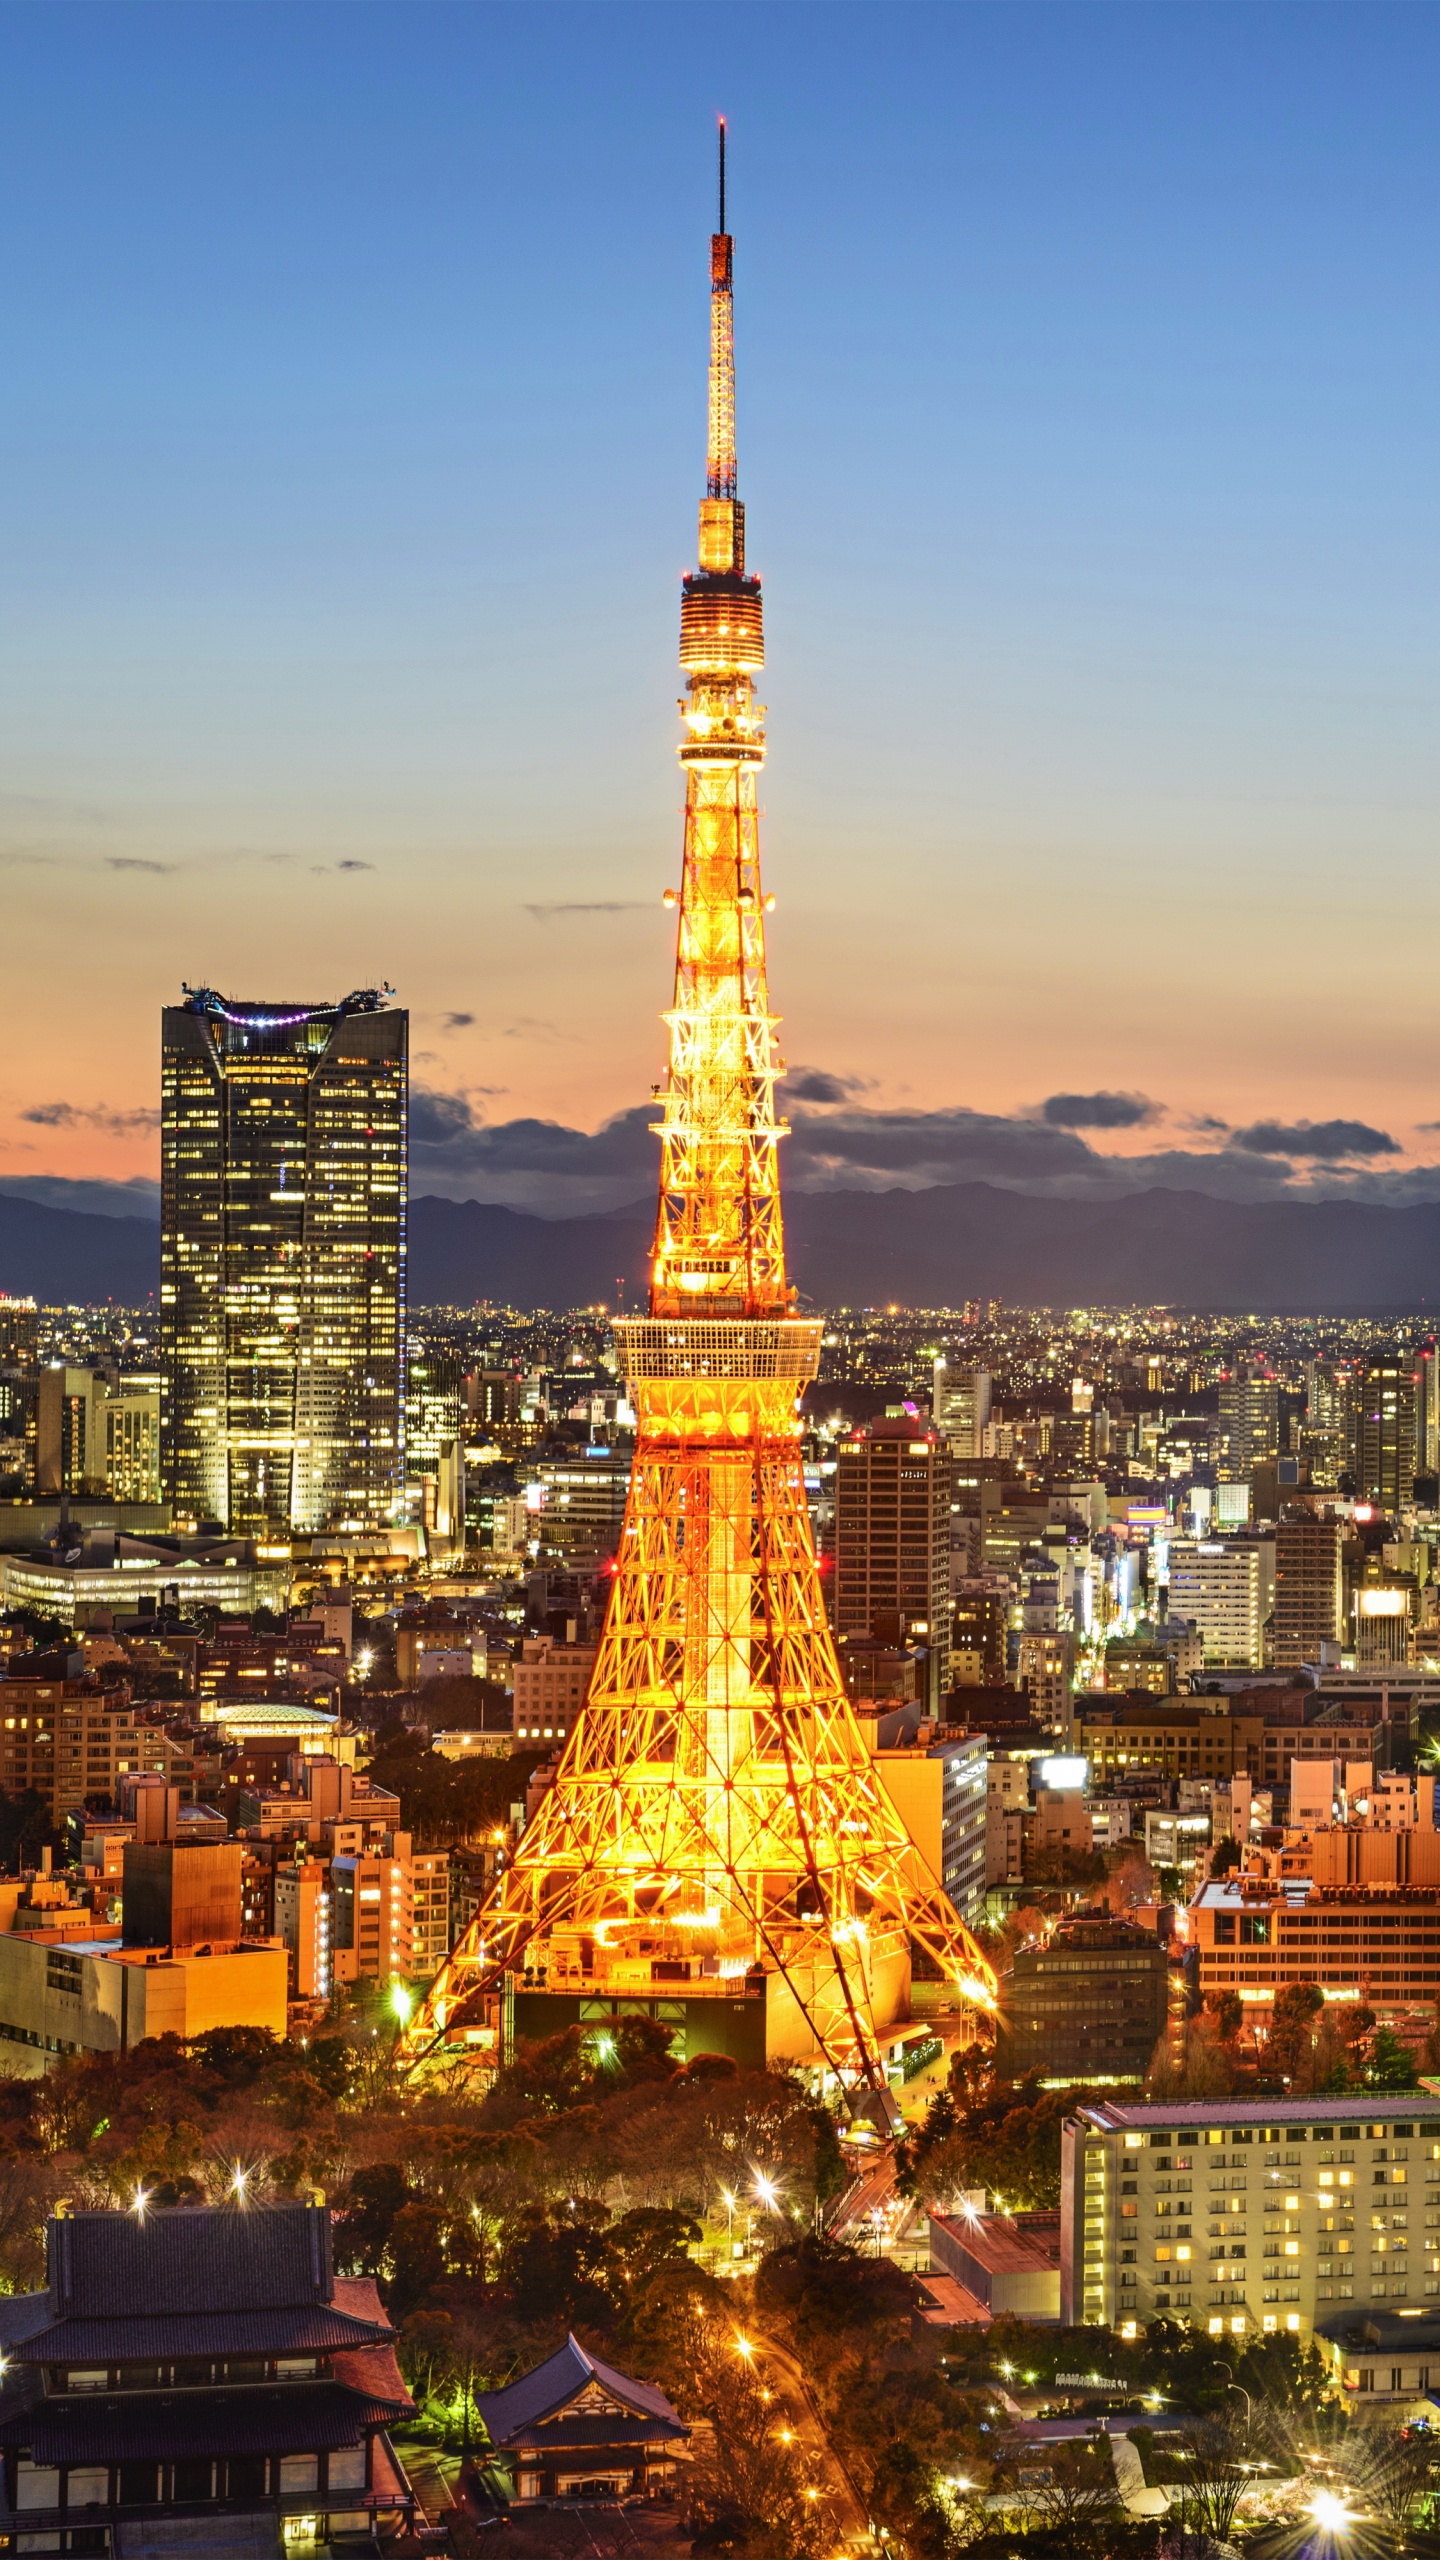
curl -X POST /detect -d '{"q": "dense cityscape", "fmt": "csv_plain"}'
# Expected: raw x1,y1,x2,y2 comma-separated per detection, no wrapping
2,13,1438,2560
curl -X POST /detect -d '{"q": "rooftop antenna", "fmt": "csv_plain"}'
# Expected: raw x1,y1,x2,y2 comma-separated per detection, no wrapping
718,115,726,235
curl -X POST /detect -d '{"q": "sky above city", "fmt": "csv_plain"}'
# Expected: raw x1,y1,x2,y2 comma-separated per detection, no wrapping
2,0,1438,1220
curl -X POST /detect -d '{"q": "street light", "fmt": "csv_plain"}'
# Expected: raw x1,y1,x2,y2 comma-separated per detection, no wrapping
1206,2363,1251,2429
1309,2490,1352,2536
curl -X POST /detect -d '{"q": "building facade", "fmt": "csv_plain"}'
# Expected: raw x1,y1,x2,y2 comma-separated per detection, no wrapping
833,1418,952,1698
161,986,407,1537
932,1359,991,1457
1190,1869,1440,2026
1165,1537,1275,1669
998,1915,1170,2087
1062,2095,1440,2341
1274,1516,1344,1669
1218,1363,1280,1483
1350,1358,1420,1513
511,1637,599,1748
933,1733,988,1926
0,2201,414,2545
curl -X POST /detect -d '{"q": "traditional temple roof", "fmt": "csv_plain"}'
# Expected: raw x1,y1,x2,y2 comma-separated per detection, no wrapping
476,2335,684,2452
48,2202,334,2315
0,2207,396,2368
2,2307,390,2365
0,2380,409,2467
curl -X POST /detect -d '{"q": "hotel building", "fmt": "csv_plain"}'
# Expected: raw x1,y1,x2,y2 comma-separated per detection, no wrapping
1062,2096,1440,2340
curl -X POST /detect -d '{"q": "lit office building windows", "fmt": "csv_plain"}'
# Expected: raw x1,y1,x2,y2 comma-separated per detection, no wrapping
161,987,407,1536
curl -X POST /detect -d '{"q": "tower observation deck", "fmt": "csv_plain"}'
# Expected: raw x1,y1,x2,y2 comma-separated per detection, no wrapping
404,128,996,2089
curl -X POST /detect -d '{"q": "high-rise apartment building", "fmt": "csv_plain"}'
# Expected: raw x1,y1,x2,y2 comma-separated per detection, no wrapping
833,1417,952,1698
161,987,406,1537
1218,1362,1280,1482
932,1358,991,1457
1273,1516,1344,1668
1166,1534,1275,1668
1421,1343,1440,1481
1350,1357,1420,1513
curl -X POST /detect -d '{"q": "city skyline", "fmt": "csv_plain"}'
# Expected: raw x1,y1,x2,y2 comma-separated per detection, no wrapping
3,2,1439,1222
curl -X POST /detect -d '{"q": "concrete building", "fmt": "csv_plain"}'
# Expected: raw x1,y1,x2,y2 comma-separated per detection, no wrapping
1190,1870,1440,2026
1074,1697,1389,1794
997,1914,1169,2086
1274,1518,1344,1670
1031,1786,1092,1866
411,1848,451,1974
932,1360,991,1458
928,2208,1061,2320
1166,1536,1275,1669
0,1934,286,2076
1017,1630,1074,1735
512,1636,598,1747
275,1858,333,2002
0,1678,201,1824
1218,1364,1280,1483
930,1733,988,1925
1061,2095,1440,2339
833,1418,952,1701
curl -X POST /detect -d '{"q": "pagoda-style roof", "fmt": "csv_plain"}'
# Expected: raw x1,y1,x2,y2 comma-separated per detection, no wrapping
2,2305,391,2366
0,2204,399,2371
48,2201,335,2316
0,2379,409,2467
476,2335,685,2453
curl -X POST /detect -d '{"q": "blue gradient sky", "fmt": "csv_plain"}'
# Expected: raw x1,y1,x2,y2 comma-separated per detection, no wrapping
2,1,1438,1213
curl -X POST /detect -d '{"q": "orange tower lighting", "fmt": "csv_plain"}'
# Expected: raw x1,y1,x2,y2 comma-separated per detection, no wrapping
404,126,996,2086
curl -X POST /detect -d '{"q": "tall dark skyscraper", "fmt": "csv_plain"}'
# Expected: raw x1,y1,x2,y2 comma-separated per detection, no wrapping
160,987,407,1536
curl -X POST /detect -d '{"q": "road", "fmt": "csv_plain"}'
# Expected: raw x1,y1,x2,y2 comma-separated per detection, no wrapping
748,2322,871,2548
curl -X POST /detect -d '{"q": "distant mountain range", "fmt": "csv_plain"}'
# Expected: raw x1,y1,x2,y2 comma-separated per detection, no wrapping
6,1179,1440,1314
0,1192,159,1306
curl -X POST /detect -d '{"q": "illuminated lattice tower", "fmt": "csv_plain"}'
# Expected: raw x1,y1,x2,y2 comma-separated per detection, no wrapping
406,130,996,2084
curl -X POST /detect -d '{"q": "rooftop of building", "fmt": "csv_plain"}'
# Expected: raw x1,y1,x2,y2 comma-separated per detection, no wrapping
1316,2309,1440,2352
929,2209,1061,2277
475,2334,684,2450
1019,1911,1167,1956
1070,2095,1440,2133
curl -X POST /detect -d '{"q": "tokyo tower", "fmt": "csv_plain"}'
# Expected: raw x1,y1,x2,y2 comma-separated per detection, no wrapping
406,128,996,2084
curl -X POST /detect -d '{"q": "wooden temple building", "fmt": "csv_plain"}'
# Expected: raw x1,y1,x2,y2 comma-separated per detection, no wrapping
476,2333,687,2506
0,2198,414,2554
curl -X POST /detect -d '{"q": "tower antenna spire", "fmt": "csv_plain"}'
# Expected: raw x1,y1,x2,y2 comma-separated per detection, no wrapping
718,114,726,234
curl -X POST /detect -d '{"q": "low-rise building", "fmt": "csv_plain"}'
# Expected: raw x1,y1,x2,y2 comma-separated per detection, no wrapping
1076,1697,1390,1793
512,1635,597,1748
928,2208,1061,2320
0,1934,287,2073
475,2334,687,2506
1190,1871,1440,2026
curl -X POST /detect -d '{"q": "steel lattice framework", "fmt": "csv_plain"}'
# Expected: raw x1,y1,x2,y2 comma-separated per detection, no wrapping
402,130,996,2087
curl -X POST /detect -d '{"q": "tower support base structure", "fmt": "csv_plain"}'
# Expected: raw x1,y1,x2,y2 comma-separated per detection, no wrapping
404,1322,995,2090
